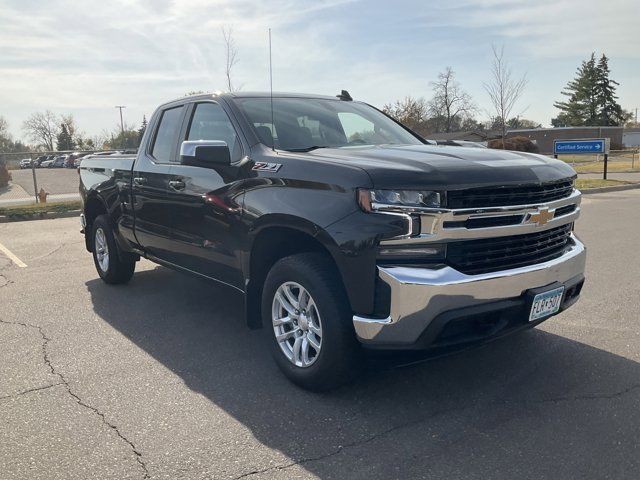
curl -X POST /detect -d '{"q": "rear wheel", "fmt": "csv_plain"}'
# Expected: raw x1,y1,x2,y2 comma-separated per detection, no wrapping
262,252,361,391
91,215,136,284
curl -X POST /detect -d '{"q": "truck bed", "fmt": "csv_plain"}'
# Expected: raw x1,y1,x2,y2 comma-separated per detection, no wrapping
80,154,136,171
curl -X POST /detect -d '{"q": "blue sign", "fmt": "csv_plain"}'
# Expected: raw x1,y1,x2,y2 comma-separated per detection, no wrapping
554,139,608,155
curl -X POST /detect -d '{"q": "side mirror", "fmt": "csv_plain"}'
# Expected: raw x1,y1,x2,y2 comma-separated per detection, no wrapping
180,140,231,167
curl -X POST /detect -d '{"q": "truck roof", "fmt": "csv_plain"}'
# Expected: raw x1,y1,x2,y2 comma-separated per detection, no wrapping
163,91,350,109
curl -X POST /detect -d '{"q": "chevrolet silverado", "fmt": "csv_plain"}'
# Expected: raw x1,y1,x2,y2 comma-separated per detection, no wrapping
79,91,586,390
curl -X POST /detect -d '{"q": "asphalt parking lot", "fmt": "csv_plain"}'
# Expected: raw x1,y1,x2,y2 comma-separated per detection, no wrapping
1,190,639,480
10,168,79,195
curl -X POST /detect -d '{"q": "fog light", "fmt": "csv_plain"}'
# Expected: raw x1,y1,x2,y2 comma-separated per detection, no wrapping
378,244,446,262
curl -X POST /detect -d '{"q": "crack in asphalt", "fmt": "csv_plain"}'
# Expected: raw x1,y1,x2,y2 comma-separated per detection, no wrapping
230,403,473,480
232,382,640,479
0,319,150,479
0,382,65,402
533,383,640,404
0,273,12,288
31,240,84,261
32,244,64,260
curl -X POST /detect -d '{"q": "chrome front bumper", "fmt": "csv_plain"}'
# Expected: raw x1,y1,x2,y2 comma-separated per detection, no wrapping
353,234,586,346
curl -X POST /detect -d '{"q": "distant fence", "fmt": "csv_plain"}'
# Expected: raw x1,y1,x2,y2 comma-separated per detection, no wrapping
0,149,136,205
0,149,136,169
554,149,638,167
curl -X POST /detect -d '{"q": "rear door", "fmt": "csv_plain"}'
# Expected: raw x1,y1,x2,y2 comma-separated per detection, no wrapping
164,101,247,289
131,104,186,260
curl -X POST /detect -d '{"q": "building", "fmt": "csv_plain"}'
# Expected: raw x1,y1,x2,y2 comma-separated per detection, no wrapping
426,130,500,143
623,128,640,147
506,126,624,154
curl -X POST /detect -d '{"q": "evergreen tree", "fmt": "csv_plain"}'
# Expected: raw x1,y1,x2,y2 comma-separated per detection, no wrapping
138,115,147,144
553,53,599,126
595,54,625,126
553,53,627,127
56,123,74,151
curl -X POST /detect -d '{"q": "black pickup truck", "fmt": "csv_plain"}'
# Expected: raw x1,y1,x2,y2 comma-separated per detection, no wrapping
79,91,586,390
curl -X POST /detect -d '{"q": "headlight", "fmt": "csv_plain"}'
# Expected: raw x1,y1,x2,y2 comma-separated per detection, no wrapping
358,189,442,212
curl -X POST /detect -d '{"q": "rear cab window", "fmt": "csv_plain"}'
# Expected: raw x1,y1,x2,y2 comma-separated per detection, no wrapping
151,106,184,163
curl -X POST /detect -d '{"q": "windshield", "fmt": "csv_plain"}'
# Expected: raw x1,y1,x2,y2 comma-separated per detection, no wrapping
235,97,423,151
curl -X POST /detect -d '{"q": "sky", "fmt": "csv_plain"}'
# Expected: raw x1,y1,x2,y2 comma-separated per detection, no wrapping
1,0,639,142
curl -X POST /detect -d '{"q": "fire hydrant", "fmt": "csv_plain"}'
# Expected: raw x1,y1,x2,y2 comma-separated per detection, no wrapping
38,188,49,203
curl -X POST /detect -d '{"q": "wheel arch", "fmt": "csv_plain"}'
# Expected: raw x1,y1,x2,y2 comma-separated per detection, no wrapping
83,194,109,252
244,219,347,329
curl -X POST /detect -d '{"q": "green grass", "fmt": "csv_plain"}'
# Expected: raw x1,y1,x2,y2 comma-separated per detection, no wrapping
558,150,640,172
0,200,82,218
575,179,632,190
571,160,640,173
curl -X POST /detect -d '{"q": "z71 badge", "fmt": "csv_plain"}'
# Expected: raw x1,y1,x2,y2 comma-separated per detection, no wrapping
252,162,282,172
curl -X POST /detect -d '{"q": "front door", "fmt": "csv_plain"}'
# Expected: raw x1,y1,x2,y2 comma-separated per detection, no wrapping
165,101,247,289
131,104,185,261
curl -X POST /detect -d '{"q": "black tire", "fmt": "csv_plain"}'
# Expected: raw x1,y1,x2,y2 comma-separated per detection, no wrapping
91,215,136,284
262,252,362,391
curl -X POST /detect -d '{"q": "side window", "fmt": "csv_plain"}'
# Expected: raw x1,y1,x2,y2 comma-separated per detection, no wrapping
151,106,183,163
187,103,242,162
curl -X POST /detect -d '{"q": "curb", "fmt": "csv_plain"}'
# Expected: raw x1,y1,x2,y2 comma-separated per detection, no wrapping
581,183,640,195
577,170,640,175
0,209,81,223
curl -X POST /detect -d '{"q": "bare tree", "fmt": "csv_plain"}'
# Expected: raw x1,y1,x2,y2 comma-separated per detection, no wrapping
0,116,12,151
483,45,527,144
428,67,476,133
60,114,78,139
383,96,430,136
89,133,108,150
222,26,239,92
59,113,89,148
22,110,58,151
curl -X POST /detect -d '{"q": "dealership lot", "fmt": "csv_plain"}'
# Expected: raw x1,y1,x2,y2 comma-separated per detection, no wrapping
1,190,639,479
10,168,79,196
0,168,80,206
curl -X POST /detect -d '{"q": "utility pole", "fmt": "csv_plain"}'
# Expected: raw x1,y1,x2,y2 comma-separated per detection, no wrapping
115,106,126,134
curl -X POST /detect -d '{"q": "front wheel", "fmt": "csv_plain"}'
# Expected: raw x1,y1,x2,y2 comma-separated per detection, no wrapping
262,252,362,391
91,215,136,284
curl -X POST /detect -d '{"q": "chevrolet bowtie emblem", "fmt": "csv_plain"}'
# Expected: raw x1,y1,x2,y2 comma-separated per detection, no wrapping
528,207,555,226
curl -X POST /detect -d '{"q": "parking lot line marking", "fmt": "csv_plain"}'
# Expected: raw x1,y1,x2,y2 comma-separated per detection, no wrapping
0,241,27,268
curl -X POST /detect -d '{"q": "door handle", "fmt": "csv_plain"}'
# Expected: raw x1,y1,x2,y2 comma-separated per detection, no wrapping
133,177,146,186
169,179,186,191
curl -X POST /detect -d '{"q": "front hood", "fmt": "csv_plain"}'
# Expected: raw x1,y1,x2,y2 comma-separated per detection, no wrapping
306,144,576,190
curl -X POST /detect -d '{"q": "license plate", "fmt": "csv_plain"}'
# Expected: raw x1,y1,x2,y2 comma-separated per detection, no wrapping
529,286,565,321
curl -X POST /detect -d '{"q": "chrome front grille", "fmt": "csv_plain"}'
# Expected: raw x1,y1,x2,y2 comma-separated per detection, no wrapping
446,223,573,275
447,179,575,209
378,181,582,274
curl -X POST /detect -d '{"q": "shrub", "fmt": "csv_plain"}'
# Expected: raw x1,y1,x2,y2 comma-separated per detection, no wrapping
488,136,539,153
0,162,11,188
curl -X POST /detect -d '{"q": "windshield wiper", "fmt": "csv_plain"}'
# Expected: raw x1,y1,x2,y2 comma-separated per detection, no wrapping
282,146,328,152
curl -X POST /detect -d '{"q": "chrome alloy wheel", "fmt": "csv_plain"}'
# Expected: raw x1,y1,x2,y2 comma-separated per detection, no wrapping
94,227,109,273
272,282,323,368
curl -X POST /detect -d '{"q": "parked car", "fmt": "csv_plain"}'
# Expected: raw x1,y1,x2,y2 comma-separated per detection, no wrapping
80,92,585,391
67,152,90,168
19,158,33,169
33,155,48,167
40,156,55,168
51,155,68,168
